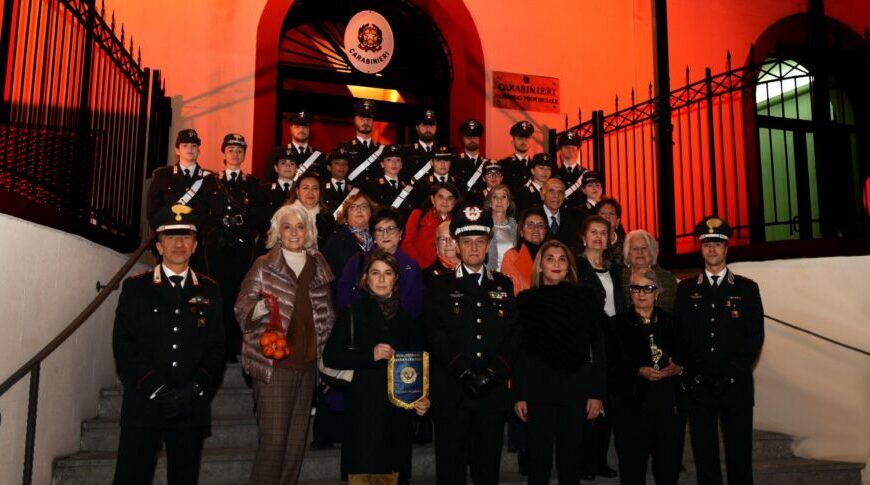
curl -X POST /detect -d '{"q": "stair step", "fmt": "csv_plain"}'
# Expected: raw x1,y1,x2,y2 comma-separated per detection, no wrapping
52,440,864,485
81,415,259,451
98,385,254,418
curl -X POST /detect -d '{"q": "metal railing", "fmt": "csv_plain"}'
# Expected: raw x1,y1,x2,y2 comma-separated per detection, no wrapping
765,313,870,358
0,233,153,485
550,47,869,258
0,0,171,252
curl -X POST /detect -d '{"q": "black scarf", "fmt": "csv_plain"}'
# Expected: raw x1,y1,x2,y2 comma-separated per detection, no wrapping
369,290,400,320
524,241,542,259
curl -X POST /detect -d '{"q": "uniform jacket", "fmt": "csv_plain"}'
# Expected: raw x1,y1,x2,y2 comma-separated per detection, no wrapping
322,180,353,214
514,181,543,214
337,138,382,184
512,282,606,405
401,209,448,269
322,294,423,474
146,163,217,231
500,154,531,192
499,244,534,296
112,266,225,427
451,152,482,182
606,307,684,409
266,144,327,181
363,176,413,216
422,257,458,285
234,247,336,383
556,164,588,208
424,266,520,410
400,142,436,182
207,170,261,250
673,270,764,404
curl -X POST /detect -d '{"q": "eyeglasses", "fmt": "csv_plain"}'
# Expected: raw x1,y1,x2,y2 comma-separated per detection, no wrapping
348,203,370,212
374,226,400,236
629,284,658,294
523,222,547,230
436,237,455,245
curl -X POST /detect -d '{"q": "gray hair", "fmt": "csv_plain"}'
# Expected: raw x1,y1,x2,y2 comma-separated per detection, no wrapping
630,268,660,287
624,229,659,267
266,204,317,250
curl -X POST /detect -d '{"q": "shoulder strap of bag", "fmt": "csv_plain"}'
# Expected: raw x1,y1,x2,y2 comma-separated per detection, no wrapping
347,304,356,350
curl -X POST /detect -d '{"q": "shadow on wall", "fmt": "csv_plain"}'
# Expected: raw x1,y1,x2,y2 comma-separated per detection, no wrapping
731,256,870,484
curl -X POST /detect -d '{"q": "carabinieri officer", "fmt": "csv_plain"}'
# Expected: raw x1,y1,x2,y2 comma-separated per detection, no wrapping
112,204,225,485
673,216,764,485
425,203,520,485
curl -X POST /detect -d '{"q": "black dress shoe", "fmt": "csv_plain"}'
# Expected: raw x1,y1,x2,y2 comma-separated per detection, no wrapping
596,465,618,478
517,449,528,476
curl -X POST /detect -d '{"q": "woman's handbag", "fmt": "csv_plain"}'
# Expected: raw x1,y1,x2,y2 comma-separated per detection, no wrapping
318,306,356,386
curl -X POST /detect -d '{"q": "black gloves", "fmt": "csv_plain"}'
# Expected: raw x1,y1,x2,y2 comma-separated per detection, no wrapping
156,382,202,418
459,368,499,399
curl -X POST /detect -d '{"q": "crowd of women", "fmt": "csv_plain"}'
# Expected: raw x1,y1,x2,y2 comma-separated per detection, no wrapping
233,171,691,485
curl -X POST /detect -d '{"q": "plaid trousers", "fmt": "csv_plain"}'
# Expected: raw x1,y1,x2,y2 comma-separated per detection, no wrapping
250,366,317,485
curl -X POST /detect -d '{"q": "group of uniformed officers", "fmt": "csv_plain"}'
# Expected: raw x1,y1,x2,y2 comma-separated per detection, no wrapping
111,97,764,485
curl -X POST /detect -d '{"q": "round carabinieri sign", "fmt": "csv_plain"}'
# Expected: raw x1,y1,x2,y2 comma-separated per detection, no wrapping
344,10,394,74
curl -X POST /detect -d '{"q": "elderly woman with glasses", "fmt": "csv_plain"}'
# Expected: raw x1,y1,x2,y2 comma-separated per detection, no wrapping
322,192,376,279
337,207,425,319
605,269,685,485
621,229,679,313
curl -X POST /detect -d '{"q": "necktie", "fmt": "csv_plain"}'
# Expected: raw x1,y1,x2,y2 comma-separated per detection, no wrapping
168,275,184,299
710,275,720,287
439,176,446,183
283,182,290,192
337,182,344,193
230,172,238,182
389,180,397,189
550,215,560,234
425,146,431,153
364,140,370,149
183,168,191,179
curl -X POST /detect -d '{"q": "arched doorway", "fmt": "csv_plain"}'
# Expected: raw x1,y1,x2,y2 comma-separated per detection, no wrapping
747,15,870,242
251,0,485,177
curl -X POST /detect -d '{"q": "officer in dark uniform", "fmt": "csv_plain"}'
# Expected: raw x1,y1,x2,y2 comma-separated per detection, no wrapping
206,133,260,362
453,119,487,183
257,151,299,255
276,110,327,182
363,145,414,217
409,147,466,209
555,131,588,209
401,108,439,183
146,129,218,272
425,204,520,485
673,216,764,485
500,121,534,192
112,204,225,485
515,153,555,214
336,99,383,186
573,170,604,219
466,161,505,206
322,147,355,214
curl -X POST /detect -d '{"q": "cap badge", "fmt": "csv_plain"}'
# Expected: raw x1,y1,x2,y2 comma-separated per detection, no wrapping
706,217,723,233
171,204,192,222
469,121,477,129
463,206,482,221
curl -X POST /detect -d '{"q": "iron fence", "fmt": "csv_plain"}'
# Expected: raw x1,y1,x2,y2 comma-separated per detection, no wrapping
551,48,868,256
0,0,170,251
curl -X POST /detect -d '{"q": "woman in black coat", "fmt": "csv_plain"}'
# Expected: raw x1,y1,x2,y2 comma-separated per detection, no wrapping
512,240,607,485
576,215,625,480
321,192,375,278
322,250,430,485
606,268,684,485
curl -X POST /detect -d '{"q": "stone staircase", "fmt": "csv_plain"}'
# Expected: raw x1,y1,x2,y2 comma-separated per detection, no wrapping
53,364,864,484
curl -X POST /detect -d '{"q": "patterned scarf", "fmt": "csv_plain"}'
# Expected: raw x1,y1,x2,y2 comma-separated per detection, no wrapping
349,226,373,251
370,290,400,320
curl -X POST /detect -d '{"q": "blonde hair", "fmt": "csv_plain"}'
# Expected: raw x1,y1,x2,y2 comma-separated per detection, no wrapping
266,204,316,250
530,240,579,288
